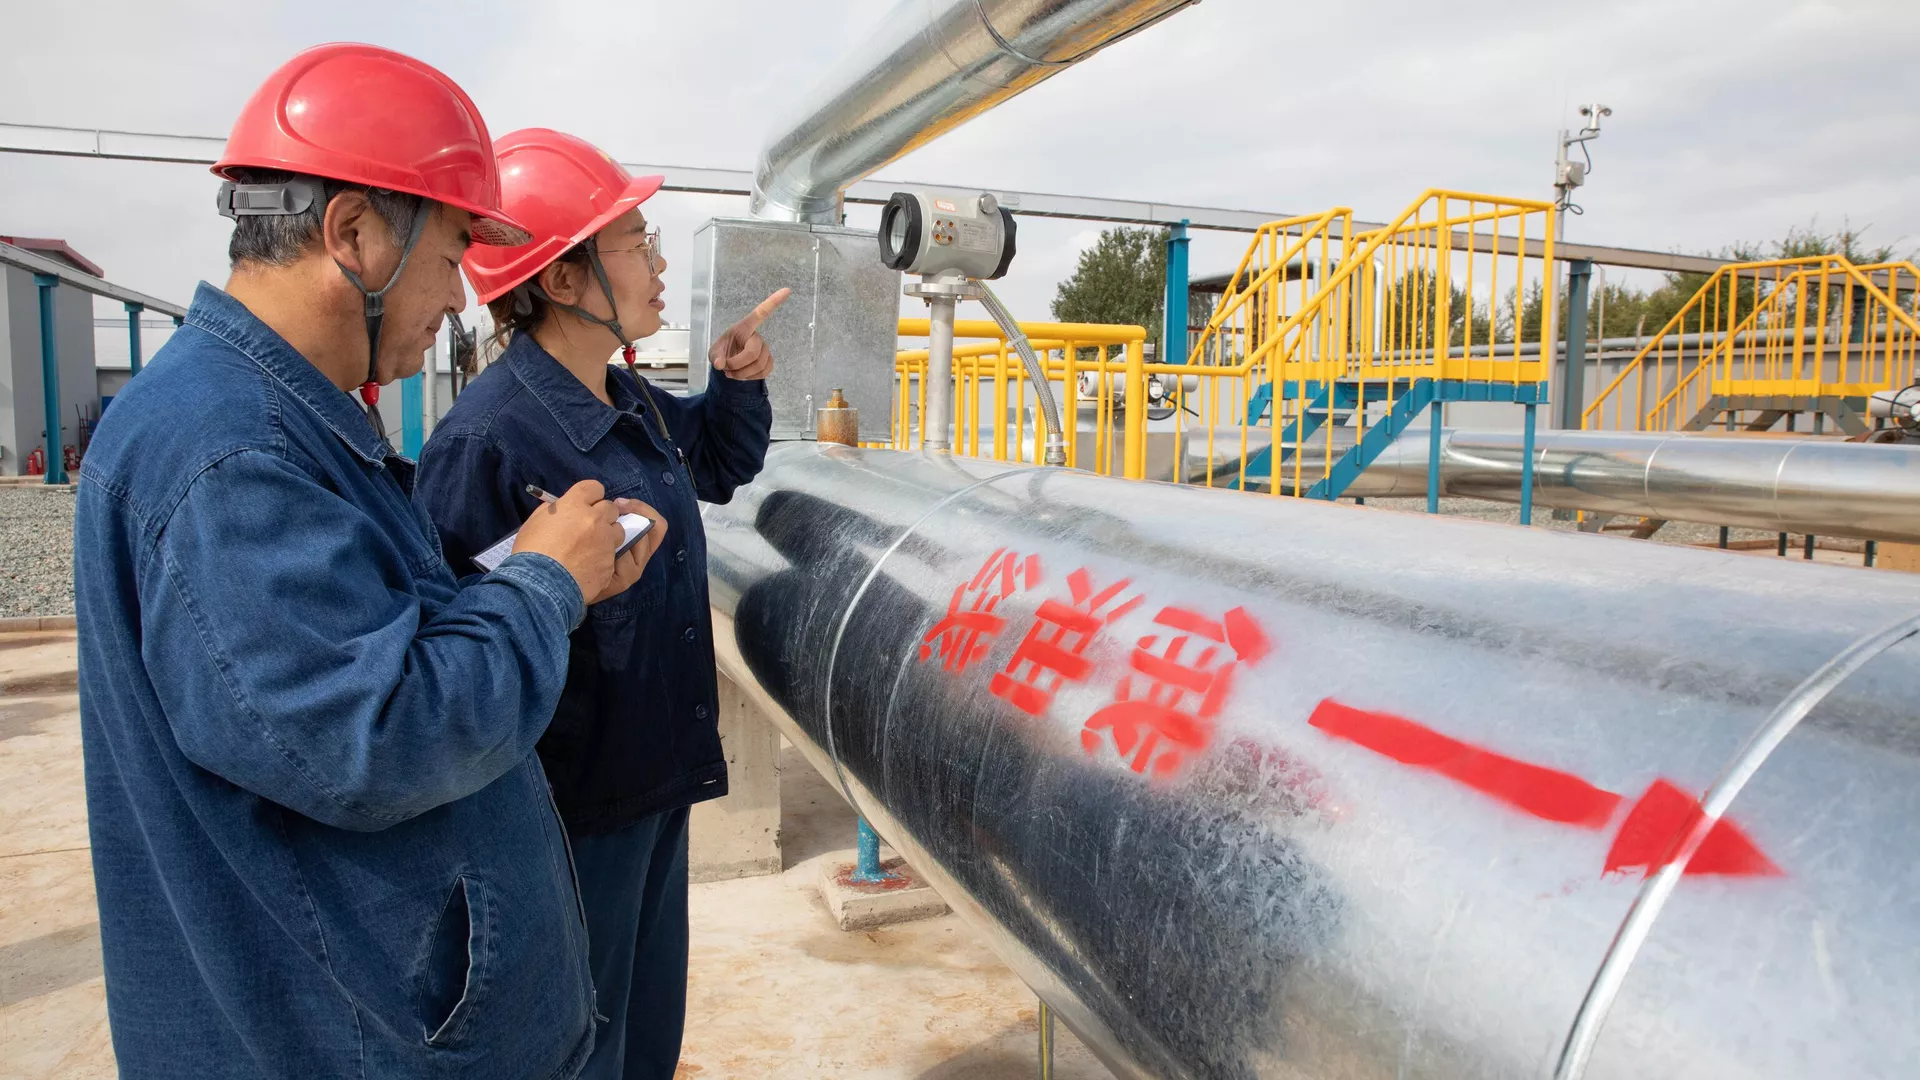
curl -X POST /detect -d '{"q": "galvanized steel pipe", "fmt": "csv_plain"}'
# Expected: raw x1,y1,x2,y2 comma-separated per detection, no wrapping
748,0,1201,223
1347,428,1920,543
706,442,1920,1080
925,296,956,452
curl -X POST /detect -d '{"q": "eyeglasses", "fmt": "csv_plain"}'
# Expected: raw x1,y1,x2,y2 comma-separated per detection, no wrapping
596,227,663,274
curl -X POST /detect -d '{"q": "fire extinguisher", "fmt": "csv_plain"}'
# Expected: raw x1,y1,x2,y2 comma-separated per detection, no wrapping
63,445,82,474
25,447,45,475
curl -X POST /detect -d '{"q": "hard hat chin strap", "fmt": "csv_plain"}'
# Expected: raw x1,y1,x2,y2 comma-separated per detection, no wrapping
517,236,631,353
334,202,433,426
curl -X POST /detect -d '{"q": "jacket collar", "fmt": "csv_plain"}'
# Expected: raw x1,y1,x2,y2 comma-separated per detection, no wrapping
503,332,622,453
183,282,390,465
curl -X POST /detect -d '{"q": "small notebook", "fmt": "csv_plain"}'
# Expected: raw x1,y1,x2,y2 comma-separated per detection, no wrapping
472,513,653,573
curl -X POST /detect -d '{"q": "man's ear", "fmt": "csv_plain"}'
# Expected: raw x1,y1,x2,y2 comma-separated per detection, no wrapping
539,260,584,306
321,190,381,277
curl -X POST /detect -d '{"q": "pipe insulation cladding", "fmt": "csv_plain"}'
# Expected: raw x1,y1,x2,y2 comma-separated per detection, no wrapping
749,0,1201,223
1347,428,1920,544
705,442,1920,1080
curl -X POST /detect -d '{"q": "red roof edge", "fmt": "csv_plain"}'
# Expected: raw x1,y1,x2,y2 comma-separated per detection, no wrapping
0,235,105,278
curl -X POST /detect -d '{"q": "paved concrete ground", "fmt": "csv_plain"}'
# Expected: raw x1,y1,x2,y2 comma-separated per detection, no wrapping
0,631,1108,1080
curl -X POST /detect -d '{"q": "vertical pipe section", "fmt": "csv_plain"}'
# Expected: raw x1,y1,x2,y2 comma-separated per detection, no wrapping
1427,401,1443,514
34,274,66,484
400,374,423,458
1520,403,1537,525
926,298,956,453
125,301,144,377
1558,260,1592,430
853,817,896,883
421,343,437,443
1124,339,1146,479
1037,999,1056,1079
1164,219,1189,362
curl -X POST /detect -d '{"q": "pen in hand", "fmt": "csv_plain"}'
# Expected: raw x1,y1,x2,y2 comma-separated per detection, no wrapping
528,484,655,557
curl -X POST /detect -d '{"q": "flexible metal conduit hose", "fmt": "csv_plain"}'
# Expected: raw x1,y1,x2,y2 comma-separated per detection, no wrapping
979,282,1068,467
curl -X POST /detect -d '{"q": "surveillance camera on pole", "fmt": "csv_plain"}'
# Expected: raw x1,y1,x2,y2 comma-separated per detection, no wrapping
1555,103,1611,215
1547,103,1611,448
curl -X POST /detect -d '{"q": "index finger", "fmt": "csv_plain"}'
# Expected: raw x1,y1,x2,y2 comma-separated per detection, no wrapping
732,287,792,336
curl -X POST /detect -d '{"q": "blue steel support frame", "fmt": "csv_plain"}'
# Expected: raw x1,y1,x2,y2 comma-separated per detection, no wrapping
125,301,144,376
1163,219,1190,363
400,374,423,457
1427,400,1443,513
1557,260,1593,431
34,274,67,484
852,817,899,883
1520,403,1538,526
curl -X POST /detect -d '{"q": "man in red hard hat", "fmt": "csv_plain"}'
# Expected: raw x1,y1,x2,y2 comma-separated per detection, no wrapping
74,44,657,1079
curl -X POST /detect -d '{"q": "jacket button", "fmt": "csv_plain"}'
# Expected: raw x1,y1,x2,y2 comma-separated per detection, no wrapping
662,471,676,486
674,548,686,563
683,626,697,642
695,704,709,720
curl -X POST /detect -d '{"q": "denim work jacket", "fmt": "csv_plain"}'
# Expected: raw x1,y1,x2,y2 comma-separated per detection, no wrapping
75,284,598,1080
414,333,771,836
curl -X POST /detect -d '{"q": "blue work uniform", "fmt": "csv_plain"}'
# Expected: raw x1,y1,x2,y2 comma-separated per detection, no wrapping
414,331,772,1079
75,284,597,1080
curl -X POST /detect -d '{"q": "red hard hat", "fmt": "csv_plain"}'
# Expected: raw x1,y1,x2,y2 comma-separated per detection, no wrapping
215,43,531,247
462,128,664,304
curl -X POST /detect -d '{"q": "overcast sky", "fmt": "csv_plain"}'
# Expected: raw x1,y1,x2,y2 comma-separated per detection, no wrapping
3,0,1916,335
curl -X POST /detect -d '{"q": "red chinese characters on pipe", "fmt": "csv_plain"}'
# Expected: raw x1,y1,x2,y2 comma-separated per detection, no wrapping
915,550,1274,779
918,548,1042,673
1308,698,1780,879
989,568,1142,716
1082,605,1272,777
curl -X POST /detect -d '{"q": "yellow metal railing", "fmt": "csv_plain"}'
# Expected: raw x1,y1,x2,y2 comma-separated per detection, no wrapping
1175,189,1554,493
1583,258,1920,432
889,189,1559,493
894,319,1151,477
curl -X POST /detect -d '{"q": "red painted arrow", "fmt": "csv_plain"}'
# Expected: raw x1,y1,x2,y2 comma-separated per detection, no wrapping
1307,698,1779,879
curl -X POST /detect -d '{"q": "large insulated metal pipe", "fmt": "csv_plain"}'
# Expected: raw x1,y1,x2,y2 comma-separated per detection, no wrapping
1346,428,1920,543
706,442,1920,1080
748,0,1200,223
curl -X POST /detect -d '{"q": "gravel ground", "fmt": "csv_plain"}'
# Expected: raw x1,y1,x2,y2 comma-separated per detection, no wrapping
0,485,77,617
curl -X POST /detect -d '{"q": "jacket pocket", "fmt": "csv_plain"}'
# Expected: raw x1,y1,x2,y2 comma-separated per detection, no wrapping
418,874,492,1047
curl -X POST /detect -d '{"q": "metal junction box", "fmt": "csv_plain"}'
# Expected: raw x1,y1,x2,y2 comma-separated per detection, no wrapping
688,218,899,444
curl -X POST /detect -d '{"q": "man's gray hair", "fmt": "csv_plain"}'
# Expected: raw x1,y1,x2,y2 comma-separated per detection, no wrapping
225,169,424,268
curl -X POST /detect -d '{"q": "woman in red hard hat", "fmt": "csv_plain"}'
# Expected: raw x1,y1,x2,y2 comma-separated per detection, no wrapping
77,46,654,1080
415,128,788,1080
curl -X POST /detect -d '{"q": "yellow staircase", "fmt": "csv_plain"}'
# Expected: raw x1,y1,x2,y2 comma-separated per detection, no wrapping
1582,257,1920,434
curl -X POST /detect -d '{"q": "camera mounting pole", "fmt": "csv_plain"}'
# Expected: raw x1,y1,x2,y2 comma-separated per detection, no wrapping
905,270,986,454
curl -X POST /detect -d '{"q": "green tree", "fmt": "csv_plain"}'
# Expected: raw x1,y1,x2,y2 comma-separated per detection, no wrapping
1052,226,1168,352
1580,219,1912,345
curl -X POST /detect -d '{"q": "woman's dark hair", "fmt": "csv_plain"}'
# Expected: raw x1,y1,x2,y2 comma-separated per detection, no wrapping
487,244,595,346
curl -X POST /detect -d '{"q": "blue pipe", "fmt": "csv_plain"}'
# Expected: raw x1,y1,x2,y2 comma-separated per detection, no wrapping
126,301,144,376
1426,401,1442,514
1164,219,1190,362
400,374,423,457
852,817,897,883
35,274,66,484
1519,403,1537,526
